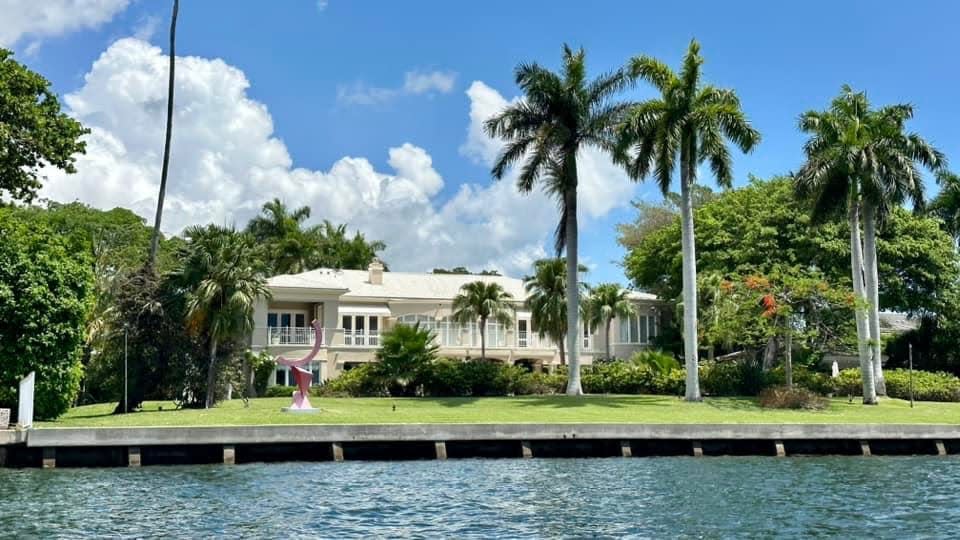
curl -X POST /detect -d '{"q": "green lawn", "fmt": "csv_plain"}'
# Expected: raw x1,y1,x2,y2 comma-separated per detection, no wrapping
39,395,960,427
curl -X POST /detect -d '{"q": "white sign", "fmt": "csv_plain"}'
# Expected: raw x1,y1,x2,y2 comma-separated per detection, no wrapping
18,372,35,428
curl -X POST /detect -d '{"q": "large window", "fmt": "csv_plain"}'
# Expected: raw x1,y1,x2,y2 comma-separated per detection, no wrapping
618,314,658,344
343,314,380,346
267,310,309,344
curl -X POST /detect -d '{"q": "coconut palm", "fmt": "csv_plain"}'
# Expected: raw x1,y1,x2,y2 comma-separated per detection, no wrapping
148,0,180,269
484,44,631,395
929,171,960,246
614,40,760,400
583,283,635,361
859,103,944,395
523,258,587,366
247,198,316,275
174,225,271,408
451,281,515,362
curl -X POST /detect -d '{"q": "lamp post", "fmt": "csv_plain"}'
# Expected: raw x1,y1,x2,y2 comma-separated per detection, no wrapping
124,325,129,414
908,342,914,409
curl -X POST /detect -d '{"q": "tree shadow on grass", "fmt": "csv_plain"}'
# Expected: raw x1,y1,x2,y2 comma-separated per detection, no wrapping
513,395,678,409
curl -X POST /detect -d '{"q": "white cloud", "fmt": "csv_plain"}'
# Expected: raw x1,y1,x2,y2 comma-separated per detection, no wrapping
0,0,130,48
337,69,457,106
132,15,161,42
40,38,556,276
317,0,329,12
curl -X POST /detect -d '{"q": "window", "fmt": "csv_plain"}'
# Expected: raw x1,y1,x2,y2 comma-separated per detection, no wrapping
343,314,379,347
518,320,529,347
267,309,309,344
618,314,658,344
275,368,286,386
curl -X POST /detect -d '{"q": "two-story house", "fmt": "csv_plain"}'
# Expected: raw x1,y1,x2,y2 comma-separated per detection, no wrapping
252,261,666,386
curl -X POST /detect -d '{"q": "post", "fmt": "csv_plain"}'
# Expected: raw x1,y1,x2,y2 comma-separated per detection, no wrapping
908,343,914,409
42,447,56,469
860,440,872,457
935,440,947,456
124,327,129,414
521,441,533,459
332,442,344,462
434,441,447,460
692,441,704,457
222,444,236,465
620,440,632,458
128,447,142,467
774,440,786,457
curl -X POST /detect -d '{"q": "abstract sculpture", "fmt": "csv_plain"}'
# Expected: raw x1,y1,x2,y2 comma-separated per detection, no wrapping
276,320,323,412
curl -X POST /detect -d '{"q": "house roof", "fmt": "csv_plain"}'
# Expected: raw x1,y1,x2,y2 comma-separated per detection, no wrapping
268,268,660,303
879,312,919,333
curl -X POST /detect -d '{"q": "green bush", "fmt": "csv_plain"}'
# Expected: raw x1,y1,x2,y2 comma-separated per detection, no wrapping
758,386,828,410
580,361,684,395
629,350,681,374
763,366,834,395
699,361,765,396
375,323,438,396
263,385,298,398
320,364,385,397
830,368,960,402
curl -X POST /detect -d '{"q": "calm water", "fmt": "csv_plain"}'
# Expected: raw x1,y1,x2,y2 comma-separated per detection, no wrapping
1,457,959,538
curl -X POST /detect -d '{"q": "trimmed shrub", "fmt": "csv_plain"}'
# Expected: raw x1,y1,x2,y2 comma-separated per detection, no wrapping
700,361,765,396
320,364,384,397
759,386,828,410
763,366,834,395
830,368,960,402
629,350,681,374
263,385,298,398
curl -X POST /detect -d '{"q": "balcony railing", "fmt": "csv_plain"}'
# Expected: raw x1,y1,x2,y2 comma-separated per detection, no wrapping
266,326,327,346
343,329,380,347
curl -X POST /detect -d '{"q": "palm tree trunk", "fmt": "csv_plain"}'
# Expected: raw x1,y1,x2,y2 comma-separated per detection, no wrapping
148,0,179,269
557,337,566,368
205,337,218,409
480,316,486,361
679,155,701,401
564,157,583,396
785,327,793,390
605,317,612,361
849,195,877,404
863,202,886,395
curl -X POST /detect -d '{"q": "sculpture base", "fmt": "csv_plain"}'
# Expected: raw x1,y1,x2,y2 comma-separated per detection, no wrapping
281,407,321,414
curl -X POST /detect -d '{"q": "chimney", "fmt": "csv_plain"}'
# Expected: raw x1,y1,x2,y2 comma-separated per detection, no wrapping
368,259,384,285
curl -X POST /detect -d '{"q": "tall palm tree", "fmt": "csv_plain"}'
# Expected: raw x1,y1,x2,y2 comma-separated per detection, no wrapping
523,258,587,367
615,40,760,401
175,225,271,408
859,103,944,395
148,0,180,269
583,283,635,361
484,44,631,395
929,171,960,246
451,281,514,362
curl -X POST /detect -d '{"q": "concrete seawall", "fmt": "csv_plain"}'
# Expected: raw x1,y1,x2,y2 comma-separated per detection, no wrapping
3,424,959,468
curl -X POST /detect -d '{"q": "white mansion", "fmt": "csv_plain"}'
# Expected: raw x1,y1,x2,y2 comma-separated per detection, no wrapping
252,261,666,386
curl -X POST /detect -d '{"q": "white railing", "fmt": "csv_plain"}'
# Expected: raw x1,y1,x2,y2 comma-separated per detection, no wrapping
266,326,326,346
344,329,379,347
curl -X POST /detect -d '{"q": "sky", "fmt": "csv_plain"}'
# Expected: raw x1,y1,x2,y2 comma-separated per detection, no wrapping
4,0,959,284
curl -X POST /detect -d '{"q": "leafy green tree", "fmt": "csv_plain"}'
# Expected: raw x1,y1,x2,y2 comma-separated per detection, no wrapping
148,0,180,268
312,220,386,270
625,177,958,316
524,258,586,366
794,86,944,402
583,283,635,361
616,186,717,251
615,39,760,401
173,225,271,408
0,211,92,419
433,267,501,276
452,281,515,362
375,323,439,396
0,49,88,202
247,198,317,274
485,44,630,395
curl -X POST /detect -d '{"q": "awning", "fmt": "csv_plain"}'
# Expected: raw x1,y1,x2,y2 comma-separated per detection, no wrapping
338,304,392,316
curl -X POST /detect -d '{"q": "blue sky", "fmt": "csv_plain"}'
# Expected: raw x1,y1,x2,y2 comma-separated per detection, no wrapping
7,0,959,285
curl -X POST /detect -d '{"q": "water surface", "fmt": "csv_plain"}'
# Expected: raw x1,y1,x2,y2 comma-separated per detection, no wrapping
2,457,958,538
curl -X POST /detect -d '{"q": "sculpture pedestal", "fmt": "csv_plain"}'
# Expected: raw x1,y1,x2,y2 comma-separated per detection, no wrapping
281,407,321,414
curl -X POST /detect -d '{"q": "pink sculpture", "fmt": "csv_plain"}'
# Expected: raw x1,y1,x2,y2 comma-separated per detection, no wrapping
275,320,323,411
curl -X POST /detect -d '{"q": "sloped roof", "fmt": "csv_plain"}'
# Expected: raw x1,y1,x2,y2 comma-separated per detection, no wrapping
268,268,661,303
879,312,920,333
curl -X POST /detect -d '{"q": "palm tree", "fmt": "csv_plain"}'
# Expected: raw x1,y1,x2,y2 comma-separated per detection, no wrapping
929,171,960,246
614,40,760,401
523,258,587,367
583,283,635,361
859,103,944,395
484,44,631,395
793,86,932,404
175,225,271,408
451,281,515,362
147,0,180,269
247,198,316,275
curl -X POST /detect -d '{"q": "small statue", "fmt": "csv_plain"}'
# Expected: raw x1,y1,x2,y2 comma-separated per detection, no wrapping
276,320,323,412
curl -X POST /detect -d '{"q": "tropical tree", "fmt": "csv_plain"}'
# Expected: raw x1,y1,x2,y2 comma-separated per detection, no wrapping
929,171,960,246
148,0,180,268
375,323,439,396
174,226,270,408
858,101,944,395
451,281,515,362
247,198,316,274
0,49,87,202
312,220,386,270
523,258,586,366
583,283,635,361
484,44,631,395
615,39,760,400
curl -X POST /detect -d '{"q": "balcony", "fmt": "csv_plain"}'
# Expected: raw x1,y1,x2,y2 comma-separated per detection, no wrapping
343,329,380,347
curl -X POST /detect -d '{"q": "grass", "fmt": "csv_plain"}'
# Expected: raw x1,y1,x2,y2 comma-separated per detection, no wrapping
39,395,960,428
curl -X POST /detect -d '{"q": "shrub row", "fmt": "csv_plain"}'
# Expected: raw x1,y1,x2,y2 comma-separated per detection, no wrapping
833,368,960,402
